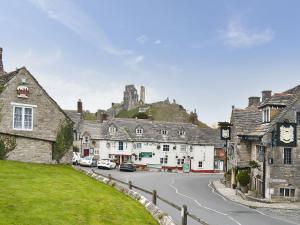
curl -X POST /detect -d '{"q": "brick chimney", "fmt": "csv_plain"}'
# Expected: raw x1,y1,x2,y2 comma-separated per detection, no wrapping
262,90,272,102
248,97,260,107
0,47,4,74
77,99,83,113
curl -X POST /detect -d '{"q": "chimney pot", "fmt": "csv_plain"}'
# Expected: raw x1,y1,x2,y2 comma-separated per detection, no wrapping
262,90,272,102
248,97,260,107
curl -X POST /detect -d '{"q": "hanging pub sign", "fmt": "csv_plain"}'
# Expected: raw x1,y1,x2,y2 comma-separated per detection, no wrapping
220,127,231,140
218,122,232,140
276,122,297,147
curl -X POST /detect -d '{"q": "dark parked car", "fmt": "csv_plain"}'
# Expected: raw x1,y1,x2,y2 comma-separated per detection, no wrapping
119,162,136,172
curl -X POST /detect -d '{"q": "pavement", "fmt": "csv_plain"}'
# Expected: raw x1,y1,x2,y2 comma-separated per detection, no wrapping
212,180,300,210
79,166,300,225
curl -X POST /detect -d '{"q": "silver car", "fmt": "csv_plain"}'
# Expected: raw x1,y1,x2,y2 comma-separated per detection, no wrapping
79,156,97,167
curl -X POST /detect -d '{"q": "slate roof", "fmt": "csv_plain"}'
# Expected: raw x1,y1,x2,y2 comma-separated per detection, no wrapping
231,108,262,136
232,84,300,137
79,118,220,146
64,110,82,129
0,68,21,85
260,93,293,108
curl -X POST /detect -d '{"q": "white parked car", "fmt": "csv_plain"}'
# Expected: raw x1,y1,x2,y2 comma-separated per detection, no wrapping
79,156,97,167
97,159,116,169
72,152,82,165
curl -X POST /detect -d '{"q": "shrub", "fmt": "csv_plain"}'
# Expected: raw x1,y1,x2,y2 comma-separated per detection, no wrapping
53,121,73,163
0,135,17,160
132,112,148,119
237,171,250,186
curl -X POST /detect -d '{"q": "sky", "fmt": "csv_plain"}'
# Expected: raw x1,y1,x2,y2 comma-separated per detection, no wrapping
1,0,300,126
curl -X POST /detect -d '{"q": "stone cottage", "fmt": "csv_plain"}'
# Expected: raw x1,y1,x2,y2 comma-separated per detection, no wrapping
228,87,300,202
0,49,73,163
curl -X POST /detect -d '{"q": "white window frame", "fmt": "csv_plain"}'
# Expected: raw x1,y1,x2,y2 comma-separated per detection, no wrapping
262,107,270,123
161,129,168,135
12,105,35,131
163,145,170,151
198,161,203,168
136,127,144,135
136,143,142,149
109,126,116,134
179,130,185,136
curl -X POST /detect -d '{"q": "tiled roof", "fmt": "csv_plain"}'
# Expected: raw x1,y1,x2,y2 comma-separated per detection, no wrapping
64,110,82,129
0,68,21,85
79,118,220,146
260,93,293,108
231,107,262,136
232,84,300,137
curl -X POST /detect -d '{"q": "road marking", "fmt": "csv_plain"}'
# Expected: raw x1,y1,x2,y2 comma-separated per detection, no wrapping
208,181,227,201
169,179,242,225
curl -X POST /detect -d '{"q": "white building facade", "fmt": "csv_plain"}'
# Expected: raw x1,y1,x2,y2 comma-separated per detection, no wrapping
75,118,219,173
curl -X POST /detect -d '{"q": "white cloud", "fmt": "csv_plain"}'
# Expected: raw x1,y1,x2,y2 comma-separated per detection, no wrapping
136,35,148,44
219,18,275,48
124,55,145,70
154,39,162,45
29,0,133,57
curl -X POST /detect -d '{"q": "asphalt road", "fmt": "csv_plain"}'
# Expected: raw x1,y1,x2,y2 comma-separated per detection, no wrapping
81,166,298,225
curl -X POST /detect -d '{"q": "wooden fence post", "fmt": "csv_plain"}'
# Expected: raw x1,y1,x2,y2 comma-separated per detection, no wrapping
128,181,132,190
152,190,157,205
181,205,187,225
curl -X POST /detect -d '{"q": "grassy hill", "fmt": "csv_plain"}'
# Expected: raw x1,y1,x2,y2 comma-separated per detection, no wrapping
0,161,158,225
116,102,209,128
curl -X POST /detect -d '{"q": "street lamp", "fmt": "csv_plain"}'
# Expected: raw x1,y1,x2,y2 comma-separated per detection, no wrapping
218,122,232,172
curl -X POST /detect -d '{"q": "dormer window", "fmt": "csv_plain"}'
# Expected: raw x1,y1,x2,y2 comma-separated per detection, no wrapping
84,136,90,144
262,107,270,123
109,125,117,134
160,129,168,135
178,130,185,136
136,127,144,135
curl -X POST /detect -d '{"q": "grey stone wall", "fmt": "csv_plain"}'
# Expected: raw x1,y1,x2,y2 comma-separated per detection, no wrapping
262,98,300,201
6,135,53,163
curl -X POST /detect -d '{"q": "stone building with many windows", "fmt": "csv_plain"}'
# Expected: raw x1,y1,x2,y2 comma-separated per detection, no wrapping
74,118,222,172
228,86,300,202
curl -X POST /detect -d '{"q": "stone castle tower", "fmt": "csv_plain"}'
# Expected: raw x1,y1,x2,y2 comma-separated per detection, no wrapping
123,85,139,110
0,47,4,75
140,86,145,104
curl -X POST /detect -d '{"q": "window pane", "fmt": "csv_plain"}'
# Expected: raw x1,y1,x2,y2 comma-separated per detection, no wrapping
14,107,23,129
297,112,300,125
279,188,284,196
285,189,290,197
284,148,292,164
119,141,123,150
163,145,169,151
291,189,295,197
24,108,32,129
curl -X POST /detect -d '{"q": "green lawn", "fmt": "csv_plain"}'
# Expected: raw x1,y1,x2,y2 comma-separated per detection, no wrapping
0,161,158,225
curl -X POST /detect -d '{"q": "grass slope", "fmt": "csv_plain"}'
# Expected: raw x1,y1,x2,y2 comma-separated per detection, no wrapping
116,103,209,128
0,161,158,225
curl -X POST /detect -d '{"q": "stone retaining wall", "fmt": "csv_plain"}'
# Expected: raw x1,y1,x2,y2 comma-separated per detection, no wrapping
74,166,177,225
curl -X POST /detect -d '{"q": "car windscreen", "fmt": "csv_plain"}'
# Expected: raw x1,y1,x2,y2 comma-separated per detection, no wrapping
84,156,93,160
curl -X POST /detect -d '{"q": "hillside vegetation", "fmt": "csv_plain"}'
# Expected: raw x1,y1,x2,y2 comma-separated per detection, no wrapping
116,102,209,128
